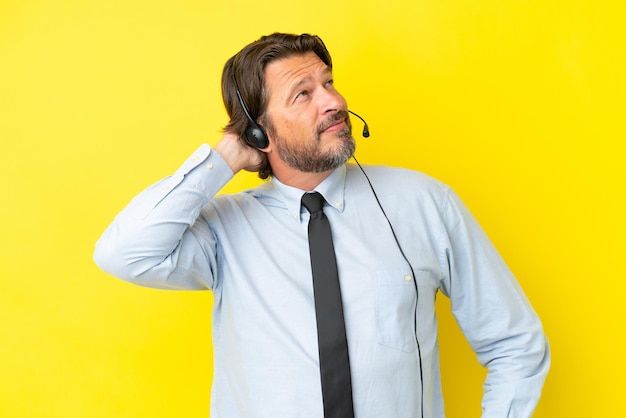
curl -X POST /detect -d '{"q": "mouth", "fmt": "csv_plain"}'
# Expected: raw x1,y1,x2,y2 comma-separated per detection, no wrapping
322,119,346,133
319,111,349,134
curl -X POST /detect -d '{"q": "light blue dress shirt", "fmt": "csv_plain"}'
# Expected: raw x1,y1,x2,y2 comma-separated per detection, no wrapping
94,144,550,418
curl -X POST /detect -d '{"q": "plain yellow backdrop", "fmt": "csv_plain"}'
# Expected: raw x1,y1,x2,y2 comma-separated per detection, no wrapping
1,0,624,416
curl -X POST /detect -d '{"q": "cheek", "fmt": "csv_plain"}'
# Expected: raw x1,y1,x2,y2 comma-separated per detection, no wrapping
284,116,315,136
268,109,318,139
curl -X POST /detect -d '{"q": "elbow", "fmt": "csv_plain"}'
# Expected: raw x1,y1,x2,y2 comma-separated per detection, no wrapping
93,236,182,289
476,318,551,381
520,323,551,379
93,230,148,282
93,238,132,281
534,333,551,378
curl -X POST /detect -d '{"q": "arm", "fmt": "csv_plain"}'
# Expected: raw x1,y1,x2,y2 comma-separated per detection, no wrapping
440,189,550,417
93,133,262,290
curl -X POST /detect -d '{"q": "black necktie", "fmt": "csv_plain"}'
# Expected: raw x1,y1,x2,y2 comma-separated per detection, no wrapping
301,192,355,418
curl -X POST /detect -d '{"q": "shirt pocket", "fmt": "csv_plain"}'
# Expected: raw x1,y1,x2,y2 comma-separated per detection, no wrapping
375,269,419,352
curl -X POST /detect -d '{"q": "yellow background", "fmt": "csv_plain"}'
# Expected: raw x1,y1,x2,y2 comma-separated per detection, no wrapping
1,0,624,416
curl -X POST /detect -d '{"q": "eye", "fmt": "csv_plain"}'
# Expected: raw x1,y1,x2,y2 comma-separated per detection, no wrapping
295,90,310,101
325,79,334,88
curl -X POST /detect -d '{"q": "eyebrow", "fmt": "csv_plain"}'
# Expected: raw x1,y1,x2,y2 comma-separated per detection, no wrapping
286,66,332,99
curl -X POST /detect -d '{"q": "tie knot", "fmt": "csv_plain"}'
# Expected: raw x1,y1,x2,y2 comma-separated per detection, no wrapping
301,192,325,214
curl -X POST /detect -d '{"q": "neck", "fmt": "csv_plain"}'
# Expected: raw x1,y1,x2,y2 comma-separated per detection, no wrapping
272,166,334,191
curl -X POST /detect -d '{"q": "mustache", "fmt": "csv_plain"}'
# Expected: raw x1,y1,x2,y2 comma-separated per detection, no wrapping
317,110,351,134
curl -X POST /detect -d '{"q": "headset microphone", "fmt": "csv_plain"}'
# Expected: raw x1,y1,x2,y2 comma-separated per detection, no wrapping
348,110,370,138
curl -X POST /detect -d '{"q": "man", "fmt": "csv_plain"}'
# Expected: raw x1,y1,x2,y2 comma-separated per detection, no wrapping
94,33,550,417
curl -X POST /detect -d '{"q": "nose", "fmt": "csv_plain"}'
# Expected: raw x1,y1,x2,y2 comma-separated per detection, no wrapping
318,86,346,114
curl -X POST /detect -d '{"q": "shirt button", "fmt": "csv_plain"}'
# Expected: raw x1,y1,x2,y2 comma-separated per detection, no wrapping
206,163,213,169
404,274,412,281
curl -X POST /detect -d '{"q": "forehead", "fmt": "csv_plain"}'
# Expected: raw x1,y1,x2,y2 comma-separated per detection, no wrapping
264,51,330,98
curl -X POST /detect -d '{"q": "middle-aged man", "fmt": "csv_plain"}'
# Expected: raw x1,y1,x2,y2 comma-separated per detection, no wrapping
94,33,550,417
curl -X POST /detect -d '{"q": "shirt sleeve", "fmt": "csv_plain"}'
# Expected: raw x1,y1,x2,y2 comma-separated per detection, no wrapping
93,144,234,290
438,188,550,418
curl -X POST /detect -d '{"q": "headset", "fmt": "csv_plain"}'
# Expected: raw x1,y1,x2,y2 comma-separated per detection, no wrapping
232,67,269,149
232,64,425,416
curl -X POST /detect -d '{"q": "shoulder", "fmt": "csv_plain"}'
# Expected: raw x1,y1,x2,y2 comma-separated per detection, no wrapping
346,163,452,205
208,180,283,214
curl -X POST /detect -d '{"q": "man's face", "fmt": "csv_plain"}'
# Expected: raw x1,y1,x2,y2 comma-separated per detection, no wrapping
262,51,355,173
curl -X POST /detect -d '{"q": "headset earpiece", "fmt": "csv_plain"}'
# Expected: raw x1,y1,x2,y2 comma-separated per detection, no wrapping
232,64,269,149
244,124,269,149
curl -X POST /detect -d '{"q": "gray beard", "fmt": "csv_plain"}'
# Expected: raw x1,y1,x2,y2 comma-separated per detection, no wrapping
274,127,356,173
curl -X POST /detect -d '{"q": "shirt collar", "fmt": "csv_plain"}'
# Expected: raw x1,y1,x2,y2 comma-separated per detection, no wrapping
271,165,347,223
